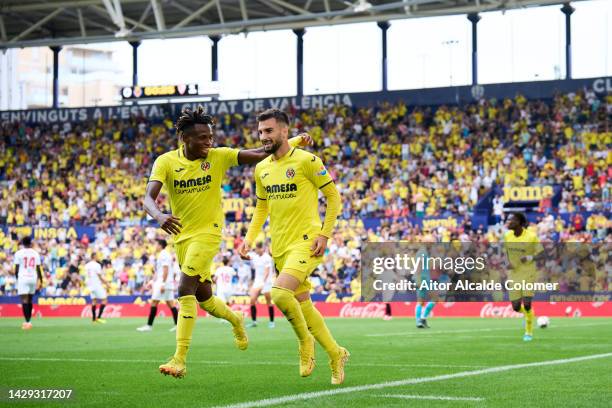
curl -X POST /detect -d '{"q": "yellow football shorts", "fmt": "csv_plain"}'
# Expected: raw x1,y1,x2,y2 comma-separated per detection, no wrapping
508,268,537,301
175,238,220,283
273,242,323,296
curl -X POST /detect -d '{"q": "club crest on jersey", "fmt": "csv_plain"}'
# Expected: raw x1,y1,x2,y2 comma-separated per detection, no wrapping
201,161,211,171
286,168,295,179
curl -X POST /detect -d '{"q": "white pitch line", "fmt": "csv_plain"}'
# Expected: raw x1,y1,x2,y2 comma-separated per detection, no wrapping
0,357,484,369
366,322,612,337
382,394,484,402
210,352,612,408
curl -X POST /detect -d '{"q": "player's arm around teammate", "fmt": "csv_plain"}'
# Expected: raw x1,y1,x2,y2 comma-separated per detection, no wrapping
143,106,312,378
238,109,349,384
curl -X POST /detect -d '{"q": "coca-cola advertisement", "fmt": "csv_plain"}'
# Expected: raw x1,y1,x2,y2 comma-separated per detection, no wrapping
1,302,610,318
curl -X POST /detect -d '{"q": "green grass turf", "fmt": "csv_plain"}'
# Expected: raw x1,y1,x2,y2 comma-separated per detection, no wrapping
0,316,611,407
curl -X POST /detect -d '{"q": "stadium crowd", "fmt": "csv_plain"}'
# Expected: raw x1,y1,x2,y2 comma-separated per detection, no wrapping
0,89,610,297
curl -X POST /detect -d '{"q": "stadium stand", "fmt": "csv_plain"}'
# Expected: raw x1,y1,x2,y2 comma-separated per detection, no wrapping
0,90,610,297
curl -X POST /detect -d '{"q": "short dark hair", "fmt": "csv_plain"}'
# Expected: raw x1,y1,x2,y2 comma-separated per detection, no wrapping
22,236,32,247
175,105,215,135
514,213,528,227
255,242,263,249
157,239,167,249
222,257,230,266
256,109,289,126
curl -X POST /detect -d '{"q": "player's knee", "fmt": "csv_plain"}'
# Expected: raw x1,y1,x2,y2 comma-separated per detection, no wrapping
270,287,290,307
511,301,522,312
294,291,310,303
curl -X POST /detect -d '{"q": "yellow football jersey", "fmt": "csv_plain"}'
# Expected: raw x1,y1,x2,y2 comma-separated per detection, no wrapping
254,147,333,257
504,228,543,272
148,146,239,243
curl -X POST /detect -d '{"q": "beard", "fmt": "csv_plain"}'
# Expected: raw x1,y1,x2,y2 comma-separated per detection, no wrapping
264,140,282,154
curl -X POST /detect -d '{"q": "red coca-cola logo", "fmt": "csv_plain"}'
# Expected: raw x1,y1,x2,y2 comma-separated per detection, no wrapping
340,303,386,318
479,303,521,318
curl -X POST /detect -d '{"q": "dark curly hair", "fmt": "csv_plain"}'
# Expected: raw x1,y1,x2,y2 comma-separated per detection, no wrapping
175,105,215,136
514,213,528,227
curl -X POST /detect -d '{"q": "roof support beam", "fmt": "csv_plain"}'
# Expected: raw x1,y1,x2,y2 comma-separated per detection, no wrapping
64,8,116,34
101,0,126,31
168,1,209,24
2,0,578,49
268,0,313,15
137,2,153,25
323,0,331,13
91,5,155,32
77,8,87,37
173,0,216,29
9,8,64,43
256,0,287,15
239,0,249,22
3,0,150,13
0,15,7,42
215,0,225,25
150,0,166,31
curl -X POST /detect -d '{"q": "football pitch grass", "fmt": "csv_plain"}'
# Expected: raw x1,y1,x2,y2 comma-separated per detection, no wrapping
1,316,611,407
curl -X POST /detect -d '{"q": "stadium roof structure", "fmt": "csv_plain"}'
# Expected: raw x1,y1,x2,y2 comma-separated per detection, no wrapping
0,0,579,49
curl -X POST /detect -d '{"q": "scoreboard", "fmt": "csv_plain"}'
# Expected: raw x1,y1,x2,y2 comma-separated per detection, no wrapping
121,84,199,99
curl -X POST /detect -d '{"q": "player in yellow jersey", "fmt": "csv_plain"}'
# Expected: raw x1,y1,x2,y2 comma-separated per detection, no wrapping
144,106,312,378
238,109,349,385
504,213,544,342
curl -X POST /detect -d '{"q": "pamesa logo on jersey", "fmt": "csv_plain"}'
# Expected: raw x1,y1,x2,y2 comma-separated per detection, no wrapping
286,168,295,179
201,161,211,171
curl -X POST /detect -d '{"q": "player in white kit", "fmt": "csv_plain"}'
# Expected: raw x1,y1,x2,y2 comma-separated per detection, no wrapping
85,253,108,324
13,237,44,330
214,258,236,306
138,239,179,332
247,242,275,328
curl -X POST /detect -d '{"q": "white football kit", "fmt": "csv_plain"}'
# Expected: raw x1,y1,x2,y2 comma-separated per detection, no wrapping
151,250,175,302
13,248,41,295
250,252,274,294
215,265,236,303
85,260,107,299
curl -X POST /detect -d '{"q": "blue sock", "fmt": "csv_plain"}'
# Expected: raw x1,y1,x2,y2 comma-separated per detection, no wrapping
415,304,423,322
423,302,435,318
